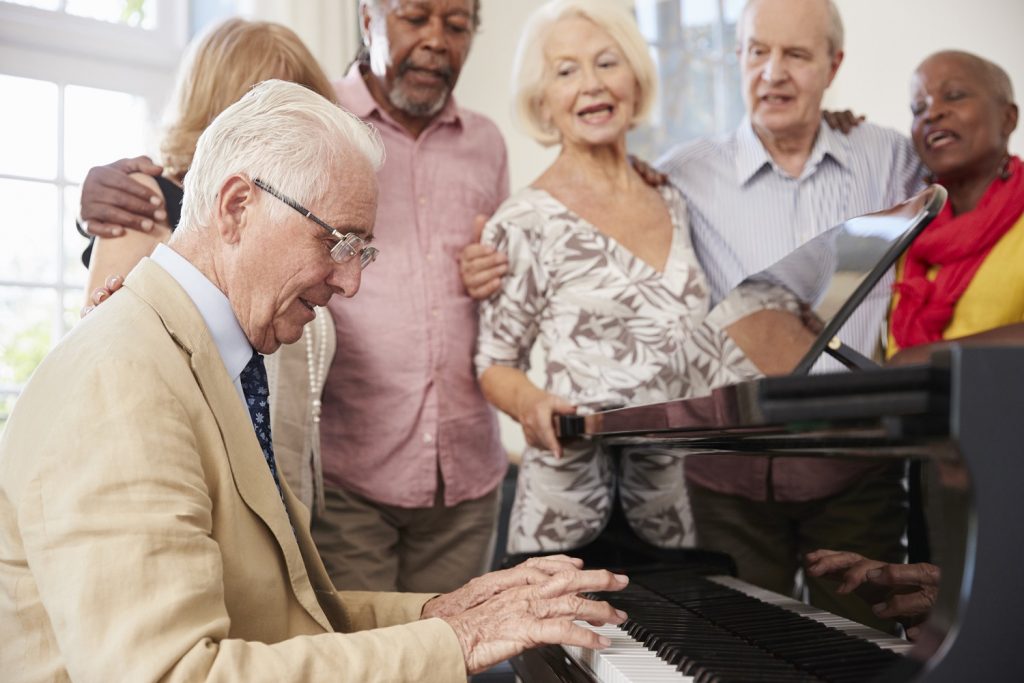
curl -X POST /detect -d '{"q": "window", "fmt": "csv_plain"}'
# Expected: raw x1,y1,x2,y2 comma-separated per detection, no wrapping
0,0,187,429
629,0,745,161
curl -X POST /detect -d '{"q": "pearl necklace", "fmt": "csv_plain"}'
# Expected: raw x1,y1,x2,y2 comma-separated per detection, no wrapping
305,307,329,423
305,308,330,515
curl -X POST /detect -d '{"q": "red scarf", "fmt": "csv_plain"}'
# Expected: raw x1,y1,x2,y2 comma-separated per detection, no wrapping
891,155,1024,349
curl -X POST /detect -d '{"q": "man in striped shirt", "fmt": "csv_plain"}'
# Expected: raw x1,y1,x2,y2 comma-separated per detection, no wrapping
658,0,924,631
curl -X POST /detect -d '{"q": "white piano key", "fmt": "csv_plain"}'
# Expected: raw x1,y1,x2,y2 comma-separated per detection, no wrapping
565,621,694,682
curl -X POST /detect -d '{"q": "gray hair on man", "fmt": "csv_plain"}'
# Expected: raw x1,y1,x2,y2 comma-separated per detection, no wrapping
358,0,482,31
738,0,845,57
178,79,385,233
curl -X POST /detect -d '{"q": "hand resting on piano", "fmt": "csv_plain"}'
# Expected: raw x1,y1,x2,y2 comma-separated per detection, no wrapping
804,549,940,641
421,554,630,674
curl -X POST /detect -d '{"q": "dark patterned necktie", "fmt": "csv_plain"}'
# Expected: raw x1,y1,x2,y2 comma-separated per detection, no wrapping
239,351,281,494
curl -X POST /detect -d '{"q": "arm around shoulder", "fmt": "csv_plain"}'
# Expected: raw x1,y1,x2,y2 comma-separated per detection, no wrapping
84,172,172,301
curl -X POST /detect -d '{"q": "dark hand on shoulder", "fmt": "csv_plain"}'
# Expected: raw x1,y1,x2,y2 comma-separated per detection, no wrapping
79,156,166,238
822,110,866,135
629,155,668,188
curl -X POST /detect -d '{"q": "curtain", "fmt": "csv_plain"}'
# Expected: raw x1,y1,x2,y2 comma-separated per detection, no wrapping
237,0,359,81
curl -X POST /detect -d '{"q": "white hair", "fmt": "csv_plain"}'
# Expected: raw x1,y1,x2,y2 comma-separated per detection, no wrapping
513,0,658,147
178,79,385,233
738,0,845,56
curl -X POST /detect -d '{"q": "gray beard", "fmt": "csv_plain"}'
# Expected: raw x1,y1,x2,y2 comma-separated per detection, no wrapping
388,78,449,119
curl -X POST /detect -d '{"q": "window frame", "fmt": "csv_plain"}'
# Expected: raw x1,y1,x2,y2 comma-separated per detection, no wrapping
0,0,189,424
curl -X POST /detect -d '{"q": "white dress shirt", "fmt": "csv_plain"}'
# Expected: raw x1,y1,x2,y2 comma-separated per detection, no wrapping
150,243,252,403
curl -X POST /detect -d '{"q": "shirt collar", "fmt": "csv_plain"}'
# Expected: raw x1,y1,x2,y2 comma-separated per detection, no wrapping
735,116,851,185
150,243,253,382
336,63,462,132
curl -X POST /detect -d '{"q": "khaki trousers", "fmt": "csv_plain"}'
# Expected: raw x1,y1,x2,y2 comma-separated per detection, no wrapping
312,481,500,593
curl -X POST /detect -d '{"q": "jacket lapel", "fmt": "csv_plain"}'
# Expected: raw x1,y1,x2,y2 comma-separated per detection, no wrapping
124,259,335,632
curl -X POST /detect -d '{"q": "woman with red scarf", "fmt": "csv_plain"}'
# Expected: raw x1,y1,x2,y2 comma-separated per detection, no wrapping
807,50,1023,642
889,50,1024,362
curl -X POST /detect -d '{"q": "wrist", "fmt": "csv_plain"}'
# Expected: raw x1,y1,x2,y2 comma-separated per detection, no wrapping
443,615,477,671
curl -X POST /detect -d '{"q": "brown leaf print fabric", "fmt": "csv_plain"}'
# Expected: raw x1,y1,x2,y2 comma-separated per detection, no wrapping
475,185,713,553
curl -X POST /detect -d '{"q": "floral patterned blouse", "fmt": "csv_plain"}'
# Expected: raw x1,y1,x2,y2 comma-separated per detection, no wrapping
475,184,711,410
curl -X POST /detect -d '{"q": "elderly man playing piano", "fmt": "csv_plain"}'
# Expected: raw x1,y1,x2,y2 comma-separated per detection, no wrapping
0,80,628,683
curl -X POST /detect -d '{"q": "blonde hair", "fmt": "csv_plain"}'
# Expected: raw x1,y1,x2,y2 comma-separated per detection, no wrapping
161,18,338,181
513,0,657,147
179,80,384,234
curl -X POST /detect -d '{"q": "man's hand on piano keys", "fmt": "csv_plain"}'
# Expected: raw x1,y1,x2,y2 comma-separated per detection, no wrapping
805,549,940,640
421,556,629,674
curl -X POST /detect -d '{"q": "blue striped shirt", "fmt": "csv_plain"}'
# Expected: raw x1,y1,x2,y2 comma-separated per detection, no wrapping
659,118,925,362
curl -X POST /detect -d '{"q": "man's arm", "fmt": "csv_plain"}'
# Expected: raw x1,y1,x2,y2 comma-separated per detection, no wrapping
7,338,469,682
8,315,624,681
79,156,166,237
84,172,172,300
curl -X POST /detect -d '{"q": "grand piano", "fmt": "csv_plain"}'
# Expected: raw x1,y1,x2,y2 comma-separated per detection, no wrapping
513,347,1024,682
508,187,1024,681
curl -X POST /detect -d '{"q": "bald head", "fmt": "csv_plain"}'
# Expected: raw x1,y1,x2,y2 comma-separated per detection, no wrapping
916,50,1014,105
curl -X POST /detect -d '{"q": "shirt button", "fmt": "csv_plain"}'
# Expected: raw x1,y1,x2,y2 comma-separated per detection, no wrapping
418,196,427,206
431,308,439,318
423,433,434,444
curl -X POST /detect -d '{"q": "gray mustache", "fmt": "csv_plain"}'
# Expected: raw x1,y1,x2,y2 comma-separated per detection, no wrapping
397,60,454,87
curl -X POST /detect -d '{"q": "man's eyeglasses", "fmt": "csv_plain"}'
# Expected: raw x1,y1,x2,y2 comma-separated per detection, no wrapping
253,177,378,269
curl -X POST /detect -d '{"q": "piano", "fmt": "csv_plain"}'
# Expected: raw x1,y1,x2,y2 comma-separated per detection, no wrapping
512,346,1024,682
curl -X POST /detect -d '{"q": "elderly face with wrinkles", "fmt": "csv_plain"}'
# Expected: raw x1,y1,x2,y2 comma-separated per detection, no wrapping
910,51,1018,183
362,0,476,122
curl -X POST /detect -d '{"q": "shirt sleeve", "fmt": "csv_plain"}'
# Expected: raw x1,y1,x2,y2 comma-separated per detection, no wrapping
474,206,548,377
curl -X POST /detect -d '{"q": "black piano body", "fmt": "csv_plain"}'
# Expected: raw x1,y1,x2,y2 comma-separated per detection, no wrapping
511,346,1024,682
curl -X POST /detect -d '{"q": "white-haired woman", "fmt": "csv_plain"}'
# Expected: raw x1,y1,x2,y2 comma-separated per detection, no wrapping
474,0,710,554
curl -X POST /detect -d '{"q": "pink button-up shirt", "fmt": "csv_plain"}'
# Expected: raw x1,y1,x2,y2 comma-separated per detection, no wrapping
319,67,509,508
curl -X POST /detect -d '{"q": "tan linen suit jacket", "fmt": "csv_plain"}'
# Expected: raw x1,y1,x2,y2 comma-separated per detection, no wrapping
0,259,466,683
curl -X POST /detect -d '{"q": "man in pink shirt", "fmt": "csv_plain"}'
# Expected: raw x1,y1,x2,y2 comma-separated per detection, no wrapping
313,0,510,592
75,0,511,594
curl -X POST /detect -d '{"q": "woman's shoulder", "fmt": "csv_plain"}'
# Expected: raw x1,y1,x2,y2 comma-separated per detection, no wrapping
487,187,570,237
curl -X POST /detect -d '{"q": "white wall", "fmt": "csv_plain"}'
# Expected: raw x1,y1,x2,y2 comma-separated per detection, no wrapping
827,0,1024,157
454,0,558,193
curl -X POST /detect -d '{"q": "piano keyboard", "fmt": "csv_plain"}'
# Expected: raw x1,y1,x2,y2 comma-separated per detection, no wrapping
561,573,911,683
708,576,913,656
